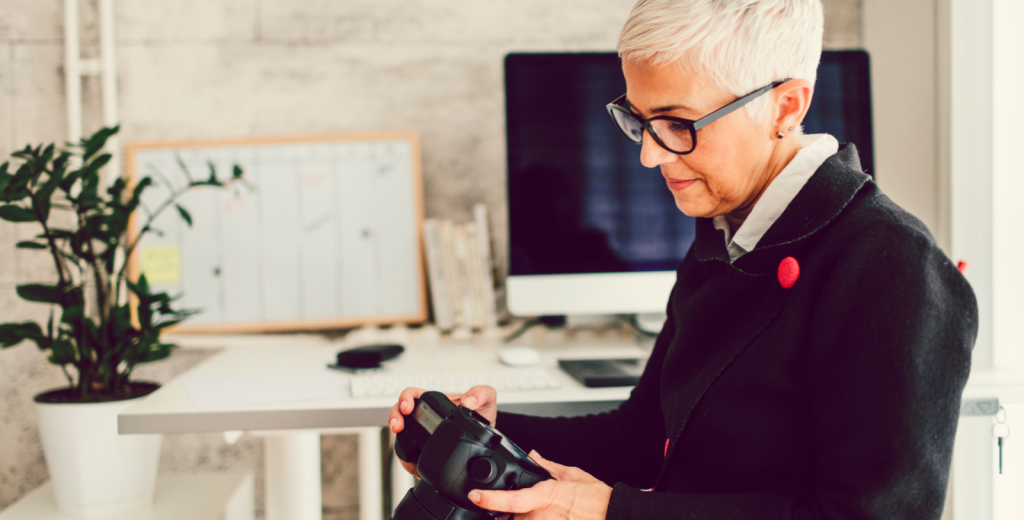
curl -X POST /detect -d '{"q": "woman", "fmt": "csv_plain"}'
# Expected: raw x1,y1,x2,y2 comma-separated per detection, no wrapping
390,1,977,518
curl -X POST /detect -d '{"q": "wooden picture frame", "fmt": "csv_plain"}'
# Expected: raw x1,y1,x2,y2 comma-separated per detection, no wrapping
126,132,428,333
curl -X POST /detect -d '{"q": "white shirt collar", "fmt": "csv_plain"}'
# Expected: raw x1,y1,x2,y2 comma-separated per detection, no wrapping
712,133,840,262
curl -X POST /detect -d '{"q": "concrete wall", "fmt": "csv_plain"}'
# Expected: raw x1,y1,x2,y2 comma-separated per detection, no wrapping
0,1,861,517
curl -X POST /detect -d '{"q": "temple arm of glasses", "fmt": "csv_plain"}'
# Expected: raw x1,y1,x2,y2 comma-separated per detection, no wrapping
691,79,790,131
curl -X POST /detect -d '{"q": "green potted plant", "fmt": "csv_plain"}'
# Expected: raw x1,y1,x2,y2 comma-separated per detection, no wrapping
0,126,244,518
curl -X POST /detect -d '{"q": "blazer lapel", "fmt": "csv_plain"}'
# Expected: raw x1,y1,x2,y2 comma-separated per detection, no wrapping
654,253,789,488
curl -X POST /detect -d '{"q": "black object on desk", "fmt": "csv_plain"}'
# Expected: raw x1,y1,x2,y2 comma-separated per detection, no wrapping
329,344,405,371
558,358,646,388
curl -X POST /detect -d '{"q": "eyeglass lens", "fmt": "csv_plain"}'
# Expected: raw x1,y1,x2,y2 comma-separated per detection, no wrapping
611,109,644,143
648,119,694,153
611,108,695,154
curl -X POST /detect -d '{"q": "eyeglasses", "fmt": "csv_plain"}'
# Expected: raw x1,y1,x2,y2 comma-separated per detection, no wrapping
605,79,791,155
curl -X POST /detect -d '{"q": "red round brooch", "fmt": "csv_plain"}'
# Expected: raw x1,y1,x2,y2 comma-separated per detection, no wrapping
778,257,800,289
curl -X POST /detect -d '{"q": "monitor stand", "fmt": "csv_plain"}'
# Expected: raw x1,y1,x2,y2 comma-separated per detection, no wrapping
562,313,667,336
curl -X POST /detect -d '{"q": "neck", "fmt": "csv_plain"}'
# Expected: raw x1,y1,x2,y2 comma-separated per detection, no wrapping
725,137,802,232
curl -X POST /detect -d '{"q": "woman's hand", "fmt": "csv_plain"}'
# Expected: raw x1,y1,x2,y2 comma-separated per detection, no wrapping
387,385,499,478
468,451,612,520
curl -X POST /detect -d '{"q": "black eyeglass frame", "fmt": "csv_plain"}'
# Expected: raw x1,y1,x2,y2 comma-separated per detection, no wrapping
606,79,792,155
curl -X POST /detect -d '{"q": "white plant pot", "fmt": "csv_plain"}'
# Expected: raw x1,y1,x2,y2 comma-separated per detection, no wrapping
34,386,163,519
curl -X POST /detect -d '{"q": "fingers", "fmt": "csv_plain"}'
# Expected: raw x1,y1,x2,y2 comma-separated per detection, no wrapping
527,450,564,480
400,459,420,479
468,483,552,514
461,385,497,411
388,402,403,433
528,449,546,464
387,385,496,434
527,450,598,484
398,387,426,415
388,387,426,434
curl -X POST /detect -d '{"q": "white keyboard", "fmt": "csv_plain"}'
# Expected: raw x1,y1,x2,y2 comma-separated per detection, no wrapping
350,369,562,398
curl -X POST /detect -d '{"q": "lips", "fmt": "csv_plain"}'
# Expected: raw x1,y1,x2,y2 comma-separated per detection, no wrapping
666,178,697,192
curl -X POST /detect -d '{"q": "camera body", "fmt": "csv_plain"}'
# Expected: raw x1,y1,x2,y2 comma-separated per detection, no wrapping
392,391,550,520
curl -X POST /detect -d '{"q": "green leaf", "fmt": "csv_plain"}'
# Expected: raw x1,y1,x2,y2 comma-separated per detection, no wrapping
127,177,153,212
11,163,32,187
143,342,174,363
0,162,11,194
175,204,192,227
33,192,51,223
0,322,44,347
175,155,193,182
0,204,36,222
85,153,112,176
76,165,100,202
233,164,244,179
107,176,127,200
48,339,76,364
16,284,64,304
154,318,188,330
134,274,152,295
41,143,55,163
60,305,84,325
52,153,70,176
82,126,119,160
59,170,83,193
16,241,46,250
39,228,74,239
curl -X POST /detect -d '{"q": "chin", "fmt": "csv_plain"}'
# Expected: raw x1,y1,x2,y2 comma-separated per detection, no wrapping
672,193,712,218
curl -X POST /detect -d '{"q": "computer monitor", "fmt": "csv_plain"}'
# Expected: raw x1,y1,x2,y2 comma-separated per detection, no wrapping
504,51,873,317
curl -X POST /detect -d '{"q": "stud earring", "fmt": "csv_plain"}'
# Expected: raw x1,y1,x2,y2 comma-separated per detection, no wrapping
788,127,794,132
777,132,785,139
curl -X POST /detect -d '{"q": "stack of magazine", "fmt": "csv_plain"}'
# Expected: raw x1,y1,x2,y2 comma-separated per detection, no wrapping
422,204,499,331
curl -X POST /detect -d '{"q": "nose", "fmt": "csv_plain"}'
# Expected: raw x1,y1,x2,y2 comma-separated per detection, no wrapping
639,130,678,169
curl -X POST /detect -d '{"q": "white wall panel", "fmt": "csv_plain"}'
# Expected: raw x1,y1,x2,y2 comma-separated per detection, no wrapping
991,0,1024,373
862,0,939,235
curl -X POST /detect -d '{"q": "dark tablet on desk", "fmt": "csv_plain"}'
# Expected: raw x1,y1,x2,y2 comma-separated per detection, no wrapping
558,358,647,388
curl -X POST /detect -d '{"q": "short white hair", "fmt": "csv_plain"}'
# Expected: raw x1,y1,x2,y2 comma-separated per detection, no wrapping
618,0,824,124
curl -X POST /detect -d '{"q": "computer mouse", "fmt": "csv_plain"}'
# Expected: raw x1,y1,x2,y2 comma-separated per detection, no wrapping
498,346,540,367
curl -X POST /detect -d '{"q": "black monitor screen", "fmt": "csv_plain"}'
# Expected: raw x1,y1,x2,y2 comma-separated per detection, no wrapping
505,51,873,276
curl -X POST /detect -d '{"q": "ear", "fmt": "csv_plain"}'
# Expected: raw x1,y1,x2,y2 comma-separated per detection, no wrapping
772,79,813,134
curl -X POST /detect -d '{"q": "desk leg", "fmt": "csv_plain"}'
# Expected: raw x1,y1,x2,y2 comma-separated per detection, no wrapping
356,427,384,520
264,432,323,520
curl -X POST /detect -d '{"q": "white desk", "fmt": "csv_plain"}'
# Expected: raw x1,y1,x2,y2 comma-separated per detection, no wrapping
118,326,1024,520
118,326,649,520
119,340,643,434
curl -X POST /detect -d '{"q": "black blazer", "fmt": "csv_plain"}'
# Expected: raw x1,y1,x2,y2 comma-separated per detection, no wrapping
497,145,978,520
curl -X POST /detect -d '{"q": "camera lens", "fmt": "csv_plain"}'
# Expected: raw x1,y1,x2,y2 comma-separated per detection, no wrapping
470,457,498,484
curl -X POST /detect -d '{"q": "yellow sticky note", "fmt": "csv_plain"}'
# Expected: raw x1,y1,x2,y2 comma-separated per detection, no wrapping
141,245,181,285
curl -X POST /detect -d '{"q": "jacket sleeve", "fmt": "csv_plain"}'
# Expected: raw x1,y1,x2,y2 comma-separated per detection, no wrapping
495,287,677,488
606,225,977,519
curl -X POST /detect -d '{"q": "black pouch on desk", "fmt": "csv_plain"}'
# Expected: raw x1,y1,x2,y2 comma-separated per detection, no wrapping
331,344,405,370
558,358,647,388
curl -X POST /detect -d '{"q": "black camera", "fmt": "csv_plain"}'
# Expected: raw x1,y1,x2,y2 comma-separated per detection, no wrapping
391,391,551,520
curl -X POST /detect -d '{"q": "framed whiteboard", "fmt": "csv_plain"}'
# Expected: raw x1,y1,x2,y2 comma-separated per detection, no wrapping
126,133,427,333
